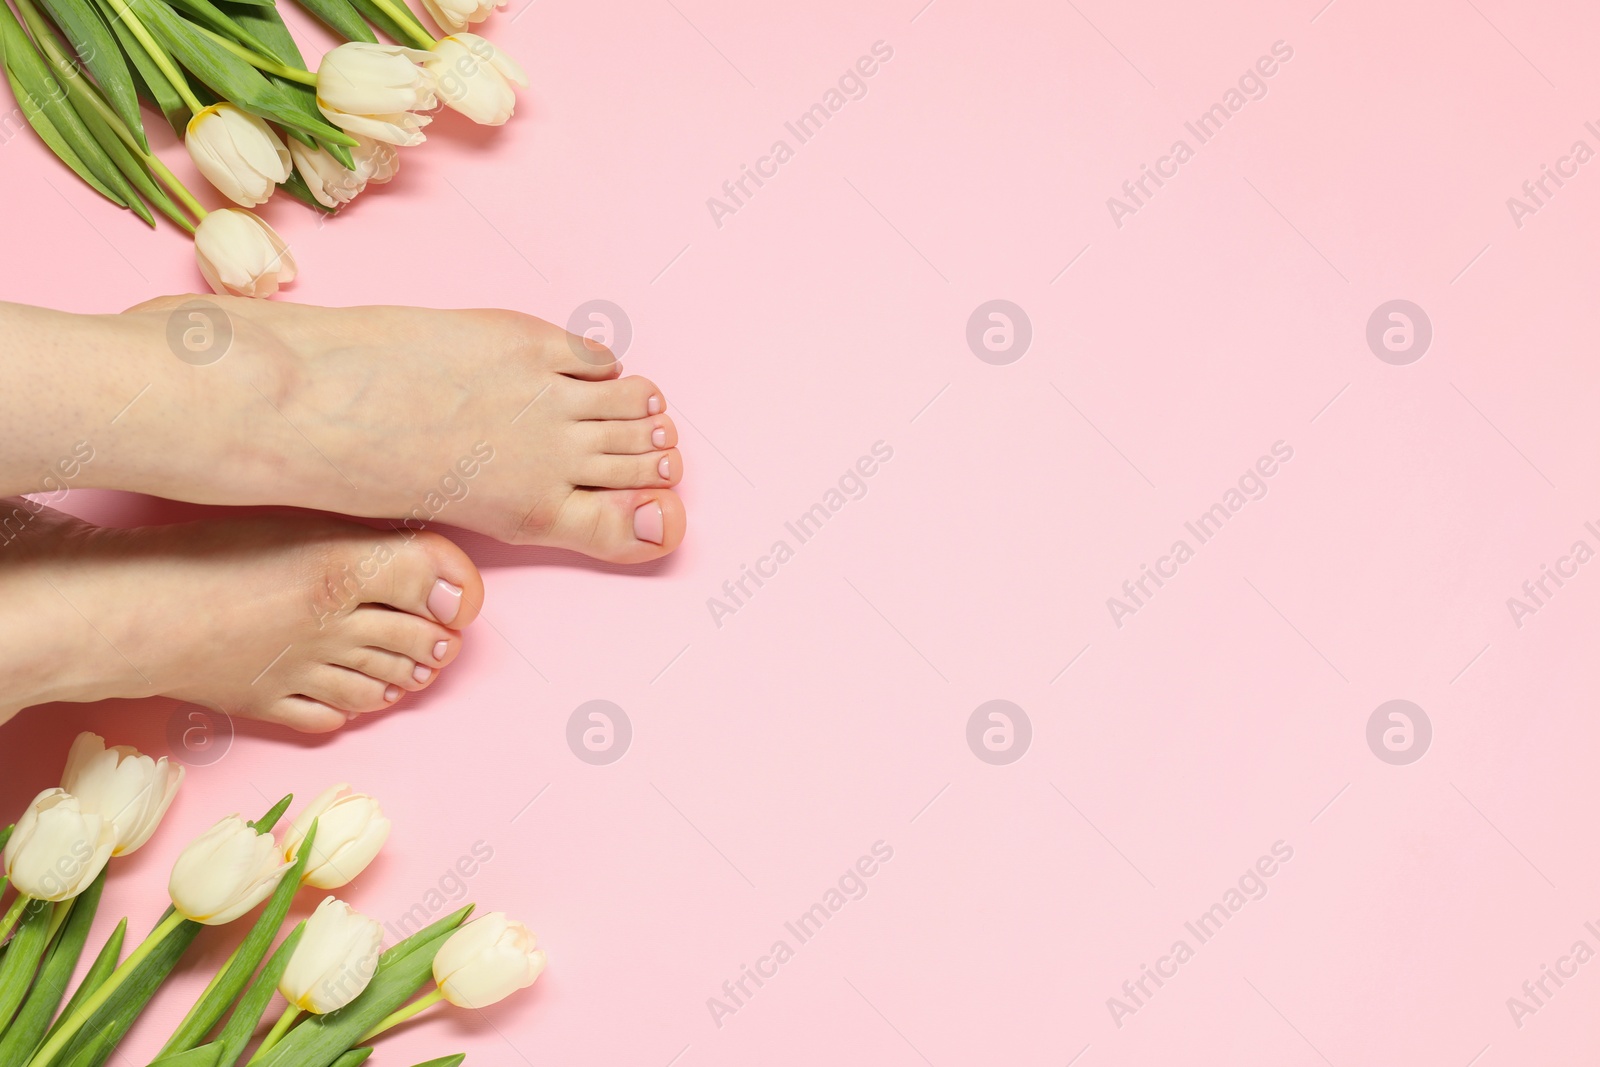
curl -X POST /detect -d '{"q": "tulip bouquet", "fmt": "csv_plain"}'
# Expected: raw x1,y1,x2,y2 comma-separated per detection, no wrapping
0,734,546,1067
0,0,525,296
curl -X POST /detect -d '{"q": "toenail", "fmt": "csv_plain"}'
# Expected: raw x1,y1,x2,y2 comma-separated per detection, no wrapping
651,426,667,448
384,685,402,702
427,579,463,625
413,664,433,683
633,501,664,544
433,640,449,662
647,394,662,415
658,455,671,479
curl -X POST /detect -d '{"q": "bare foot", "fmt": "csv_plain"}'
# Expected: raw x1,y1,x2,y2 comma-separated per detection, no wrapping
0,500,484,732
104,296,688,561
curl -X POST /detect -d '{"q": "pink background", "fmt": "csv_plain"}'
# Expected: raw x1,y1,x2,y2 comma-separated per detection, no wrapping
5,0,1600,1062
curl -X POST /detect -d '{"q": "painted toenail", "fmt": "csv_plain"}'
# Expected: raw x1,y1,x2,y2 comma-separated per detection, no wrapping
633,501,664,544
658,455,671,479
427,579,463,624
651,426,667,448
413,664,433,683
647,395,662,415
384,685,401,702
433,640,449,662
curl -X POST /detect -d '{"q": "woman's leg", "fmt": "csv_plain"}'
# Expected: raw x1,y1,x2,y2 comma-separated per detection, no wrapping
0,296,686,560
0,499,483,730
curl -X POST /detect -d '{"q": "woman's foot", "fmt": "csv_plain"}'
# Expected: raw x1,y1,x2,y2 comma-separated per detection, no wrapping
0,297,686,561
0,501,484,732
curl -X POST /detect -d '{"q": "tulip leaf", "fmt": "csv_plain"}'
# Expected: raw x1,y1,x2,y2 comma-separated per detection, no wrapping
342,0,413,48
209,922,303,1067
330,1051,372,1067
90,0,188,133
0,0,143,211
71,84,159,227
290,0,374,44
408,1057,465,1067
145,1044,222,1067
0,871,105,1067
219,0,302,62
32,0,145,148
0,899,53,1035
251,795,293,834
38,918,124,1049
164,0,284,63
156,821,317,1060
251,907,473,1067
281,170,335,213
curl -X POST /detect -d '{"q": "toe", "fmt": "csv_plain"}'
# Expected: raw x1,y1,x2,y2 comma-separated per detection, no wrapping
577,449,682,489
261,696,347,734
561,376,664,421
301,665,402,716
346,605,460,668
364,529,484,629
582,415,678,455
535,488,686,562
333,646,434,692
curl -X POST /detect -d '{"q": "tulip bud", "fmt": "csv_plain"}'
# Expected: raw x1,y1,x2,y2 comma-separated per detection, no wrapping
280,896,384,1013
317,43,439,146
2,789,115,901
420,0,502,34
432,912,546,1008
185,103,292,208
60,732,184,857
194,209,297,299
283,784,390,889
427,34,527,126
290,142,365,211
353,136,400,185
169,815,291,925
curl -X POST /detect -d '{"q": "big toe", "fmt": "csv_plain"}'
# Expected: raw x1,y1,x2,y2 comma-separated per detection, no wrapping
537,488,686,563
342,528,485,629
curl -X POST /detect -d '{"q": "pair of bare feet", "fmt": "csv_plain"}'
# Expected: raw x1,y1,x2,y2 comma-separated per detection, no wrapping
0,295,686,732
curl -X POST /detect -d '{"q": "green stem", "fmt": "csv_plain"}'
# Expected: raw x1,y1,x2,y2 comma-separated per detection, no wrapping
360,987,445,1041
0,894,28,944
43,899,73,946
194,25,317,85
25,910,187,1067
10,0,206,225
97,0,205,113
368,0,434,48
246,1004,302,1064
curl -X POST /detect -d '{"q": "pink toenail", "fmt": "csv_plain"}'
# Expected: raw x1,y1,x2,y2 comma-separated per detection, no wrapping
651,426,667,448
633,501,664,544
413,664,433,683
658,455,671,479
427,579,462,625
647,395,662,415
384,685,401,703
433,640,449,662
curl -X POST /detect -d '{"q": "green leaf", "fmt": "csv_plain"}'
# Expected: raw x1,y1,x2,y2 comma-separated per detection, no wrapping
0,0,144,210
281,169,335,213
251,796,293,835
1,65,125,206
38,918,123,1049
219,0,302,62
342,0,410,46
0,871,105,1067
209,923,302,1067
251,907,473,1067
408,1057,465,1067
146,1044,222,1067
0,899,53,1034
90,0,187,133
290,0,374,44
157,821,318,1060
71,85,157,226
34,0,144,147
165,0,284,63
330,1052,372,1067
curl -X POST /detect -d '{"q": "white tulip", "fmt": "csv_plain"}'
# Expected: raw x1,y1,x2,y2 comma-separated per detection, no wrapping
432,912,546,1008
427,34,527,126
60,732,184,856
280,897,384,1013
353,136,400,184
194,209,297,299
282,784,390,889
169,815,290,925
290,142,365,210
185,103,291,208
2,789,115,901
317,42,439,146
421,0,502,34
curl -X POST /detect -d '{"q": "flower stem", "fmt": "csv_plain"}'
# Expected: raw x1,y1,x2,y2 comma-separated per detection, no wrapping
0,893,28,944
97,0,205,113
25,910,188,1067
360,987,445,1041
194,25,318,85
246,1004,302,1064
369,0,436,48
